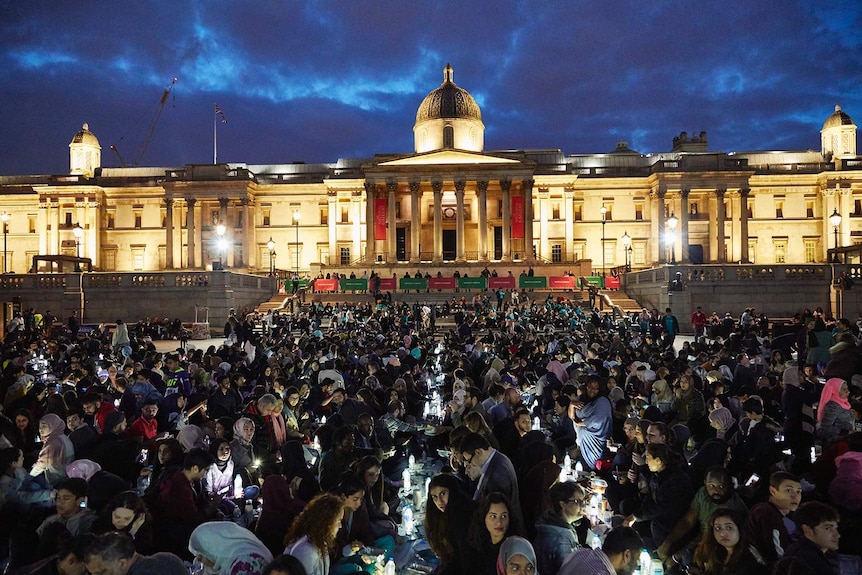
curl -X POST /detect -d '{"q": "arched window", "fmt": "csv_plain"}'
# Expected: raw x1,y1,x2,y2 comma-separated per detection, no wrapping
443,125,454,148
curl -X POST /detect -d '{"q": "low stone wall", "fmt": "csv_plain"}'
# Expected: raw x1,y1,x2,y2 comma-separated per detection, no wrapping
623,264,845,331
0,271,275,331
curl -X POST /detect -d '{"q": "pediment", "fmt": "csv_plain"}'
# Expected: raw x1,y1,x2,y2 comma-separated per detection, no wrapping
377,150,521,167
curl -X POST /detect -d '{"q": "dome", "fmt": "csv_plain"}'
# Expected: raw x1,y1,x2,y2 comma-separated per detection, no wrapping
416,64,482,123
70,123,100,146
822,105,854,130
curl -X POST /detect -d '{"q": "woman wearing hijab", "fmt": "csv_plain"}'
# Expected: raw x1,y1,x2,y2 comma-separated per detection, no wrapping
189,521,273,575
30,413,73,485
177,424,209,452
231,417,260,485
255,474,307,555
688,408,738,485
496,536,539,575
817,378,853,446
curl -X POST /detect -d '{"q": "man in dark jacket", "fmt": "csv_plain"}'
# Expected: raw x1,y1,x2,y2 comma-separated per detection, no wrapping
784,501,841,575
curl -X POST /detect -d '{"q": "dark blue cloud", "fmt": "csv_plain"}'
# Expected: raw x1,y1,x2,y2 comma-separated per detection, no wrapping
1,0,860,175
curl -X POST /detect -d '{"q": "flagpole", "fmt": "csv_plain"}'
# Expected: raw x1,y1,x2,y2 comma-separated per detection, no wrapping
213,104,217,164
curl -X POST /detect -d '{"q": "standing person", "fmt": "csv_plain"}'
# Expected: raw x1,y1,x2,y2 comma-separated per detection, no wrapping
691,306,708,342
112,320,130,355
745,471,801,568
188,521,273,575
68,310,80,338
570,377,612,470
663,308,680,350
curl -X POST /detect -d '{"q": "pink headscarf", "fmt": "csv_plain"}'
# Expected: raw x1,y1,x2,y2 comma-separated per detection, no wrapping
818,378,851,422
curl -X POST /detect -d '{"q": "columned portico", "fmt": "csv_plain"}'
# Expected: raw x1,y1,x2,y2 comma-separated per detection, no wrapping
409,181,420,263
165,198,174,268
387,181,397,262
522,179,534,261
364,182,375,262
716,188,726,263
739,187,750,263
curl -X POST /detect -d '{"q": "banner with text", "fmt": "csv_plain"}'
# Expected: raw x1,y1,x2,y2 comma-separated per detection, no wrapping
518,276,547,289
548,276,576,289
458,276,487,290
374,199,387,240
511,195,524,239
339,278,368,291
488,276,516,290
429,277,457,290
399,277,427,290
313,279,339,291
377,277,397,290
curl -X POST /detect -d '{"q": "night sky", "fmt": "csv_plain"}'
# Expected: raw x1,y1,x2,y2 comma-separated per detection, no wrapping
2,1,861,175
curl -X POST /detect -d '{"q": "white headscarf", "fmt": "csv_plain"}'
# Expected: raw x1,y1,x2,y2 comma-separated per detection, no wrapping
189,522,272,574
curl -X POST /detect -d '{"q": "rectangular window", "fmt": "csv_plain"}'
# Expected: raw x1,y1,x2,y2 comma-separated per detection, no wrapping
319,246,330,266
854,199,861,217
551,244,562,263
635,203,643,221
28,215,36,234
604,241,615,268
574,203,583,221
320,205,328,225
65,212,73,226
132,248,144,271
689,202,699,217
774,240,787,264
633,243,646,266
341,205,349,224
395,201,402,220
262,208,271,227
551,201,560,220
102,249,116,271
775,201,784,219
107,213,115,229
603,204,613,221
497,200,503,218
573,242,585,261
747,200,753,219
134,211,142,229
804,240,817,263
340,247,350,265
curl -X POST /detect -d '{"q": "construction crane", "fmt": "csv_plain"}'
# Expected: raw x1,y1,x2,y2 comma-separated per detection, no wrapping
111,77,178,167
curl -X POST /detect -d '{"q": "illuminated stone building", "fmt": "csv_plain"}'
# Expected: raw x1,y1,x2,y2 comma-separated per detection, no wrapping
0,67,860,276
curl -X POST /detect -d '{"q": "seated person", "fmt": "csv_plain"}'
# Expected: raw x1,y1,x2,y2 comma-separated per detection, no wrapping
318,427,359,492
36,478,97,540
783,501,841,575
534,481,590,575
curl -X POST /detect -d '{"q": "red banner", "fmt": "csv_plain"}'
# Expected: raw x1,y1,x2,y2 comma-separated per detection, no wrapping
548,275,576,289
511,195,524,239
377,277,396,290
313,279,338,291
429,277,457,290
374,199,387,240
488,276,516,289
604,276,621,290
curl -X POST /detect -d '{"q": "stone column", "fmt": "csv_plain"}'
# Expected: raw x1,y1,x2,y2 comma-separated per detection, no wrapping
476,180,488,261
387,181,397,262
501,179,511,261
656,188,666,264
165,198,174,269
739,187,750,263
455,179,466,261
715,189,726,263
821,186,835,261
679,189,690,264
218,198,232,267
538,188,549,260
50,204,60,255
839,187,852,249
242,198,254,269
409,181,421,263
187,198,197,268
351,192,362,262
564,188,575,262
364,182,376,262
327,193,337,266
523,179,534,261
432,180,443,263
38,203,47,257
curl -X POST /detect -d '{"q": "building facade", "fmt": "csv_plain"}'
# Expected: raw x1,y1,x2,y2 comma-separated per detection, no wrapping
1,67,861,276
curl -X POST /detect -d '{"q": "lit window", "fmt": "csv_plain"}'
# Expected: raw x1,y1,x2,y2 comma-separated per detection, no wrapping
804,240,817,263
774,241,787,264
552,244,562,263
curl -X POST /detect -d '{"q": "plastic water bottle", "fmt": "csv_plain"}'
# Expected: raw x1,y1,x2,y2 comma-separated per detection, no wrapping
590,531,601,549
408,454,415,468
403,504,414,536
574,461,583,477
384,558,396,575
639,549,651,575
563,454,572,474
651,559,664,575
233,474,243,499
402,468,411,491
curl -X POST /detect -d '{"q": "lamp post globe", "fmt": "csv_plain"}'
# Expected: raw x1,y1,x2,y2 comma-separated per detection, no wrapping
667,213,678,264
830,208,842,263
72,222,84,272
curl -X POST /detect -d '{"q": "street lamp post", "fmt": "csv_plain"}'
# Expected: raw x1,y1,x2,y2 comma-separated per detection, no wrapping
830,208,842,263
267,237,276,277
0,212,8,274
215,223,226,270
293,210,300,294
599,205,607,277
72,222,84,272
667,213,678,264
621,231,631,273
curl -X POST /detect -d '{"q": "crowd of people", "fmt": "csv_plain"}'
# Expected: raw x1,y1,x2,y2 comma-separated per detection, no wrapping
0,291,860,575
